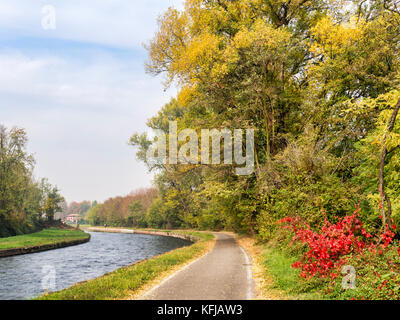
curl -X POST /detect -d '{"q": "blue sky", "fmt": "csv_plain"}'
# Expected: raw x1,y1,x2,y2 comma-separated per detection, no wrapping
0,1,183,203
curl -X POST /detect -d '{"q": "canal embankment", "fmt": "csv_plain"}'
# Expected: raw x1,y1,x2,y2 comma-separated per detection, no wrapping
37,230,215,300
0,228,90,258
1,231,191,300
85,227,202,242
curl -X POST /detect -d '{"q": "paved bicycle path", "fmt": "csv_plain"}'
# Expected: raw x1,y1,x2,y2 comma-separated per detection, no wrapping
140,233,254,300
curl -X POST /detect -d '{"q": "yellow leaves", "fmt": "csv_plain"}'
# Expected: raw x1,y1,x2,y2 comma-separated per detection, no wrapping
310,16,364,56
200,181,235,201
187,0,231,33
351,90,400,114
147,5,226,87
177,85,197,106
366,193,381,205
233,19,291,50
145,8,189,84
175,33,223,84
164,188,180,209
386,131,400,151
206,19,292,81
308,12,399,96
170,18,292,85
147,0,296,89
148,0,295,87
350,89,400,152
184,33,220,66
186,0,256,34
208,44,239,80
381,90,400,109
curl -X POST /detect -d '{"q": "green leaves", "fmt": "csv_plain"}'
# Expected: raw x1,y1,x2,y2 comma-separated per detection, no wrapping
0,125,52,237
132,0,400,241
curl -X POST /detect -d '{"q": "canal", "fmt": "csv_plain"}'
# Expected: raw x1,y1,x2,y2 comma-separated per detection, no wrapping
0,231,191,300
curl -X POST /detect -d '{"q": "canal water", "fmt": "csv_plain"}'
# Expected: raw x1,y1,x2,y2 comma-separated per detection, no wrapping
0,231,191,300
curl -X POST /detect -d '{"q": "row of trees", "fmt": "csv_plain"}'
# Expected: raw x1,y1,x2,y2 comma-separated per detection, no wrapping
130,0,400,238
55,200,94,221
85,188,159,227
0,125,64,237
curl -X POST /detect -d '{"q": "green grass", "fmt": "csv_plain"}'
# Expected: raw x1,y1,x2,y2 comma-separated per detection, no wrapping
36,231,214,300
262,245,325,300
0,228,90,250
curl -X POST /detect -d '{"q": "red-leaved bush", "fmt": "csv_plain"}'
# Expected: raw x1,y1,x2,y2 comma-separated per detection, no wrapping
278,207,397,279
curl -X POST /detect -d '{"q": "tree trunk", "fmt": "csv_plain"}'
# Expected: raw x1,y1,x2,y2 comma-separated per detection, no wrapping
379,97,400,229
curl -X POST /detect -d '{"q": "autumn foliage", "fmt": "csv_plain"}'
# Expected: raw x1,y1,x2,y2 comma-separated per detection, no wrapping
131,0,400,299
279,208,398,283
85,188,158,227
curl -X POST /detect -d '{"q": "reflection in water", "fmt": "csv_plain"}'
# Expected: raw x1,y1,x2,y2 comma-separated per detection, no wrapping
0,231,190,300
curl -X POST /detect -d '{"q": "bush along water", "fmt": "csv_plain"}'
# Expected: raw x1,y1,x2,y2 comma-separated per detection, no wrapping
278,207,400,300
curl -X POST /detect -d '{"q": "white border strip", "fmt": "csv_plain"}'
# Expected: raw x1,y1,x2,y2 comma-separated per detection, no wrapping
240,246,254,300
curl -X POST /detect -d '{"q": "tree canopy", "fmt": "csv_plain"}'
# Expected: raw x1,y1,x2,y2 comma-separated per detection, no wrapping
0,125,64,237
131,0,400,237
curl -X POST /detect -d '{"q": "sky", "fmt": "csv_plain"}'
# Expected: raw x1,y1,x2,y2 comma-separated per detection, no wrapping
0,1,183,203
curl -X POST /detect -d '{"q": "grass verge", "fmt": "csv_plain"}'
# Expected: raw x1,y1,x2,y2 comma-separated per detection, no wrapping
235,235,325,300
0,228,89,251
235,235,286,300
261,245,323,300
36,230,215,300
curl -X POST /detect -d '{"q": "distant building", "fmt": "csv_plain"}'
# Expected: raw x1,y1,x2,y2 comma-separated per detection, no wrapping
65,214,80,223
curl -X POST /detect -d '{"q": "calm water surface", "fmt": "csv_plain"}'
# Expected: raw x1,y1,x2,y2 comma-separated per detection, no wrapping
0,231,191,300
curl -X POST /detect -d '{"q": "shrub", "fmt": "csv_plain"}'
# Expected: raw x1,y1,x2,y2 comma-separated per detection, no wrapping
279,207,397,278
327,244,400,300
279,207,400,299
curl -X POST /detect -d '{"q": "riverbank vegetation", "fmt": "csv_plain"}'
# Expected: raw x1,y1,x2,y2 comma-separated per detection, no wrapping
37,231,214,300
0,227,89,251
128,0,400,299
0,125,65,237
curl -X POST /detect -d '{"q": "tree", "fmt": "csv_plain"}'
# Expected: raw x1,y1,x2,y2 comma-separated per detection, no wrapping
84,188,158,227
349,90,400,229
40,183,64,222
127,201,146,227
130,0,400,236
378,97,400,227
0,125,65,236
0,126,37,236
86,204,101,226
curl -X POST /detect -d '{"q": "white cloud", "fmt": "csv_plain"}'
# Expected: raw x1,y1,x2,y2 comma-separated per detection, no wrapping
0,50,166,113
0,48,176,203
0,0,184,49
0,1,185,202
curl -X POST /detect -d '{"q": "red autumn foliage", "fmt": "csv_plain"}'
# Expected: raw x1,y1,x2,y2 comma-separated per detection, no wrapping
278,207,397,279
